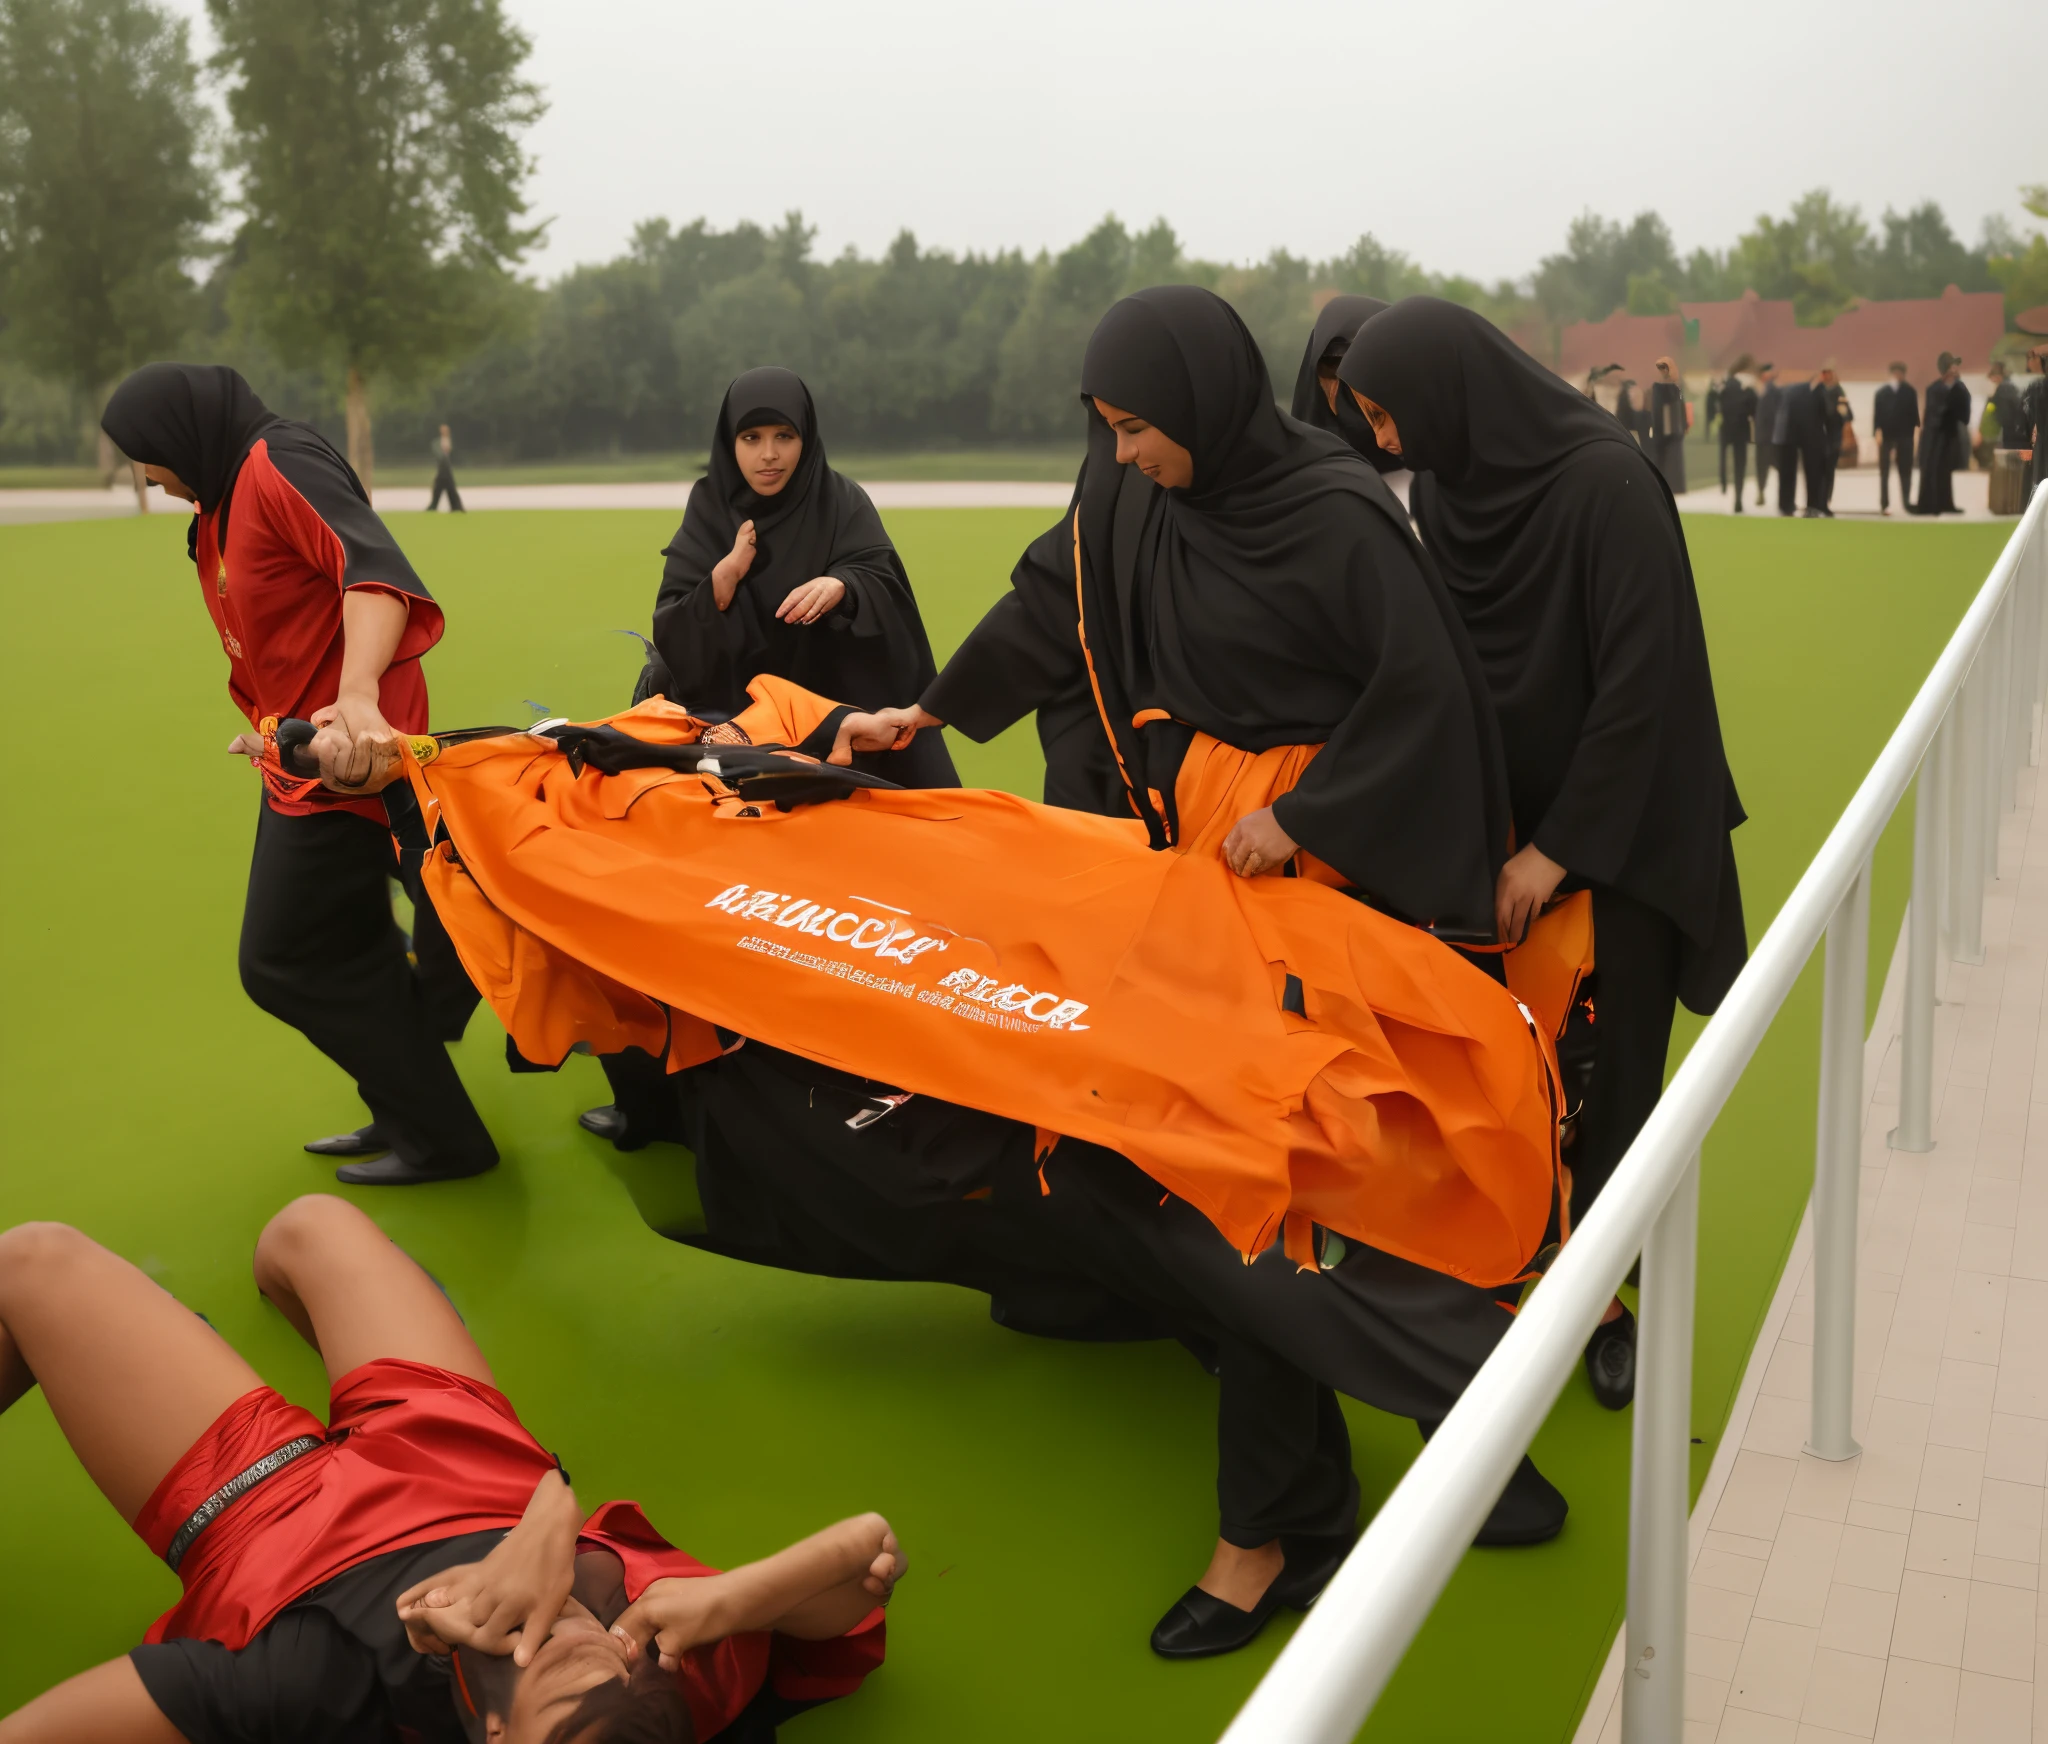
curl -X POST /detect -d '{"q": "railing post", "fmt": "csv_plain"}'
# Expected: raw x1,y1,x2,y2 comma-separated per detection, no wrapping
1621,1149,1699,1744
1810,860,1870,1461
1892,723,1946,1154
1954,667,1988,965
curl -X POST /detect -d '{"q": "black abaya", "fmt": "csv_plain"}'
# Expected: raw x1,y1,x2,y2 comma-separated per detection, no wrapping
925,286,1508,936
649,369,957,787
1339,297,1747,1014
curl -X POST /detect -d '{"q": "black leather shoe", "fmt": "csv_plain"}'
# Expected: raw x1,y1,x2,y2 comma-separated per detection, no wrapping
333,1153,496,1186
1585,1305,1637,1410
1475,1455,1569,1546
304,1125,389,1158
1149,1582,1288,1660
578,1105,629,1141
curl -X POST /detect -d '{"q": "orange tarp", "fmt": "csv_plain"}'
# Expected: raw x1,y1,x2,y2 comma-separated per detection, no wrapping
404,677,1562,1286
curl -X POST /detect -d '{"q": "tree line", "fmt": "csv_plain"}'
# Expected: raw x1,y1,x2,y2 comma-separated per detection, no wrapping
4,0,2046,476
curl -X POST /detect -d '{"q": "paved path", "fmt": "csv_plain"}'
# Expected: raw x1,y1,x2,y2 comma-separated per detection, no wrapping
7,469,2022,527
1578,750,2048,1743
1675,466,2002,522
0,478,1075,525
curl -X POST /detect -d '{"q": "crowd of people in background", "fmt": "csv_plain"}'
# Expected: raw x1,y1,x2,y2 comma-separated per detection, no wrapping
1596,344,2047,518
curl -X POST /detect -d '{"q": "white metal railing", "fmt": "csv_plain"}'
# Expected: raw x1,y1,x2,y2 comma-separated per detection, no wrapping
1221,482,2048,1744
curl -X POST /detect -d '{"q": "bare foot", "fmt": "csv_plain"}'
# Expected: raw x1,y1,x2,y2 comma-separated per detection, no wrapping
1196,1537,1284,1610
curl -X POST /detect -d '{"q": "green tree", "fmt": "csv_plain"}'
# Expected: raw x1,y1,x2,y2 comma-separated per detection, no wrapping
0,0,211,474
1724,190,1870,324
207,0,543,493
1987,184,2048,333
1865,202,1992,299
1534,210,1681,326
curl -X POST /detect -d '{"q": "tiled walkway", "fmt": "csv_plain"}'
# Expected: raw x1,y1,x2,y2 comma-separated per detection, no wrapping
1580,754,2048,1742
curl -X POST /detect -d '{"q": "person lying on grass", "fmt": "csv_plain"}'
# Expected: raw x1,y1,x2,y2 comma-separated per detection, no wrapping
0,1195,901,1743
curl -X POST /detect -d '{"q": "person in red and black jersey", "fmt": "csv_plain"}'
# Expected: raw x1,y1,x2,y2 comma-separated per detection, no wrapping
101,365,496,1185
0,1194,899,1743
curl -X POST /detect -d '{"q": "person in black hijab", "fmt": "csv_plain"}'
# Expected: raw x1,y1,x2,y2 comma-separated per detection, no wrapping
882,285,1508,941
861,288,1555,1655
643,368,956,789
584,370,963,1148
1645,356,1690,494
101,364,495,1185
1338,298,1748,1414
1287,293,1389,456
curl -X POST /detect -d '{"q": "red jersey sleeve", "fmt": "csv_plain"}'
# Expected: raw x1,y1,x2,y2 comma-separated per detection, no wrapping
257,428,444,664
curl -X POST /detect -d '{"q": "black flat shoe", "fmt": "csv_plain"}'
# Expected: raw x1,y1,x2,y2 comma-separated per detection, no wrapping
1475,1455,1569,1546
1149,1582,1288,1660
578,1105,629,1141
1585,1306,1636,1410
334,1153,496,1186
304,1125,389,1158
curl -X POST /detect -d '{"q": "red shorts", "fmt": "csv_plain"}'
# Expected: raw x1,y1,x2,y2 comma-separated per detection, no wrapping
132,1358,888,1735
136,1357,557,1649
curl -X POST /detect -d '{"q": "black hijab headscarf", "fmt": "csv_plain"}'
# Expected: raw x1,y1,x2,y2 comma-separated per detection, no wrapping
650,368,955,787
101,363,284,536
1055,285,1507,933
1338,297,1746,1009
1288,294,1390,462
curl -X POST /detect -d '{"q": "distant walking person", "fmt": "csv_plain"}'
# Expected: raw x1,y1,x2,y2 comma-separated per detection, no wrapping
1645,356,1690,494
1911,354,1969,516
1813,367,1848,516
428,423,464,513
1713,363,1755,509
1872,361,1918,515
1753,364,1780,506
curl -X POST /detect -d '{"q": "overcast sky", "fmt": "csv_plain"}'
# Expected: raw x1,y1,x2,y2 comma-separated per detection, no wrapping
166,0,2040,282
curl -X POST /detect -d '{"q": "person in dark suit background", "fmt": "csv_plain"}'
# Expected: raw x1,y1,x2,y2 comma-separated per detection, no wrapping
1712,362,1756,510
1813,367,1848,517
1872,362,1918,515
1912,353,1969,515
1753,364,1780,507
1773,373,1824,516
1644,356,1690,494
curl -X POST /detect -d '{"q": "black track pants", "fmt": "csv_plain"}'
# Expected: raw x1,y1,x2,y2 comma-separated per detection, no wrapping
238,801,494,1170
1569,886,1682,1225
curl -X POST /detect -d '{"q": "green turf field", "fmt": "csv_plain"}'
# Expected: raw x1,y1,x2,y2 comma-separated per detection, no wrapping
0,507,2014,1739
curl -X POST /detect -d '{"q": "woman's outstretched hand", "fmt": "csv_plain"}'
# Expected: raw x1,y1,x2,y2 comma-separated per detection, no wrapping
777,576,846,625
1495,842,1568,945
830,709,924,765
396,1469,581,1665
711,520,758,609
1222,807,1298,878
